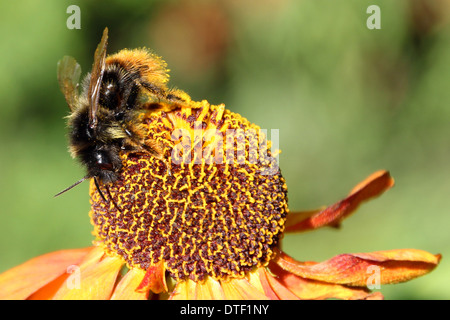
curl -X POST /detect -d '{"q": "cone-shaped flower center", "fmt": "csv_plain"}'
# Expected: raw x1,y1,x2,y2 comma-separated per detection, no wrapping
90,100,288,281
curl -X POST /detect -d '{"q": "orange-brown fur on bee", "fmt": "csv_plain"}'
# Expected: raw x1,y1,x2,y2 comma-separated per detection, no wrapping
105,49,169,93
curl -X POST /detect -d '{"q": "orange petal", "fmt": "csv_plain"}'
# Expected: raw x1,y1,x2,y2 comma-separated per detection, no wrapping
204,277,226,299
274,248,441,287
220,279,245,299
229,277,270,300
283,208,325,231
110,268,149,300
52,247,124,300
0,247,93,300
247,268,269,296
27,273,71,300
136,260,168,294
266,261,381,300
285,170,394,232
170,278,198,300
195,277,225,300
262,268,300,300
256,268,281,300
221,277,269,300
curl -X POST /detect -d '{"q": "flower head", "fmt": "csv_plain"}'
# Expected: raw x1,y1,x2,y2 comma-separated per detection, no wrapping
0,93,441,300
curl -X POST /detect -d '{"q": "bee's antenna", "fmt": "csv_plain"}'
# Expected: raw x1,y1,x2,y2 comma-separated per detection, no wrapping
55,175,109,206
54,176,87,197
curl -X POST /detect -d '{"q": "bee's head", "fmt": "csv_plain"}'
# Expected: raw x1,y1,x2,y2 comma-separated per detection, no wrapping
90,148,121,183
55,143,121,198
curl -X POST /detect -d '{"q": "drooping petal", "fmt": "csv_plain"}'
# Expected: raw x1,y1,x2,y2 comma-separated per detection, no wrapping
273,248,441,287
136,260,168,294
349,250,442,285
266,261,382,300
0,247,93,300
110,268,149,300
52,247,124,300
285,170,394,232
283,208,325,230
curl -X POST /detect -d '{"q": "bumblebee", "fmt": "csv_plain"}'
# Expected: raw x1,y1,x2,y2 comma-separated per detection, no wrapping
56,28,180,196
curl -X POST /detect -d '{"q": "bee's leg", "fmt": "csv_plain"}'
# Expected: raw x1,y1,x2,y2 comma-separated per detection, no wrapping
140,81,166,99
94,177,108,202
165,90,185,103
104,184,123,214
140,81,184,104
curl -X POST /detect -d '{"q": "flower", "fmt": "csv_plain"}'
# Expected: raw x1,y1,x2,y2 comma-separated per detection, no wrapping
0,93,441,300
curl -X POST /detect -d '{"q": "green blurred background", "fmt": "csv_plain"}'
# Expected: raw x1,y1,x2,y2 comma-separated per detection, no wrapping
0,0,449,299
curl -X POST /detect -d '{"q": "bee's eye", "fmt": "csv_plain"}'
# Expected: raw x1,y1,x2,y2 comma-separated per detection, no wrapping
95,151,114,171
115,111,125,121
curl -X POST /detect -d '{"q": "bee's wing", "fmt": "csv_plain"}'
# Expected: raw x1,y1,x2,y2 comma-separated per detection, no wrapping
57,56,82,111
88,27,109,130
